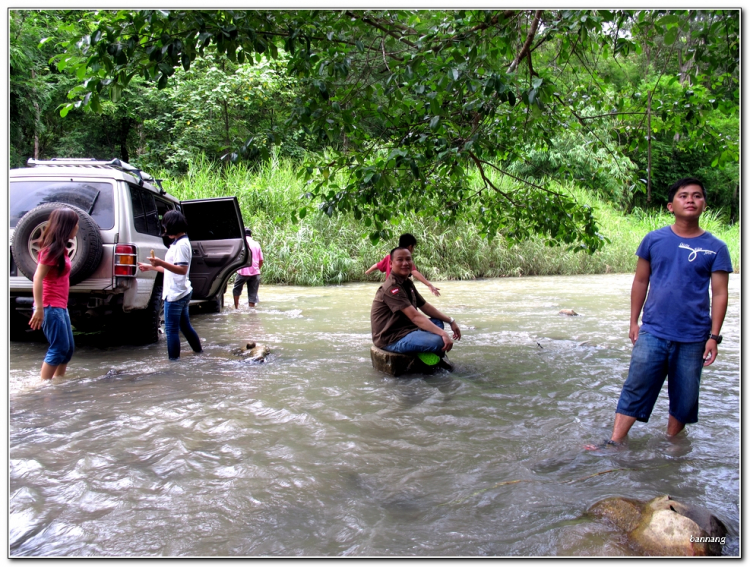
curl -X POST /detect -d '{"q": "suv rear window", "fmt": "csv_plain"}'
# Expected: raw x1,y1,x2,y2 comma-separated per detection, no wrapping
129,184,161,236
10,181,115,229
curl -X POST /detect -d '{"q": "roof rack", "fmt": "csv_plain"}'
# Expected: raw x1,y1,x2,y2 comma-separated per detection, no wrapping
26,158,165,194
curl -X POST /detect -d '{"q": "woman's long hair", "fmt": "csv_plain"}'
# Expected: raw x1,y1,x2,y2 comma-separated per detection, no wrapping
37,208,79,273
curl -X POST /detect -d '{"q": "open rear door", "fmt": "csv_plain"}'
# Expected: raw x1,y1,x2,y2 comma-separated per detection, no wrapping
181,197,248,300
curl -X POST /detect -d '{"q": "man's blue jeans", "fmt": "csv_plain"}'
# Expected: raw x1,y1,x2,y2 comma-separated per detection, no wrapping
164,292,202,360
383,318,445,355
615,331,705,424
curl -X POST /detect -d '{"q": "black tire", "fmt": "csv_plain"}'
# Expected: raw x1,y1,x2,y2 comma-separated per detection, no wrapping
122,281,163,345
206,288,225,313
191,283,225,314
12,203,103,285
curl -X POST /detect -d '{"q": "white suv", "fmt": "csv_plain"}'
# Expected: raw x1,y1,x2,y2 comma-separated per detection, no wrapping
10,158,249,344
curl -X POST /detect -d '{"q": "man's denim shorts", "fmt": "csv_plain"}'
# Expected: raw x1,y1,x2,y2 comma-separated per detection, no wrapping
41,306,75,366
616,331,705,424
384,318,445,355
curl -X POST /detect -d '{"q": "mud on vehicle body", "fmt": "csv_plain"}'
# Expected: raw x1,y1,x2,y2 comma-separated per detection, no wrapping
10,158,249,344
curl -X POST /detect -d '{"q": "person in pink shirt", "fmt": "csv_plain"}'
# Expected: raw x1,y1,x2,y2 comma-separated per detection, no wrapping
365,233,441,296
28,207,79,380
233,228,264,308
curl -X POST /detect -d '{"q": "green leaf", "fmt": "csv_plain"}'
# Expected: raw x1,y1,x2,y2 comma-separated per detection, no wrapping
90,93,102,113
657,14,680,27
110,83,122,102
429,115,440,130
663,27,679,46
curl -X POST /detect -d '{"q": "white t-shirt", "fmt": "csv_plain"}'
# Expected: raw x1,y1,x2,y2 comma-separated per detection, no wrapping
163,235,193,302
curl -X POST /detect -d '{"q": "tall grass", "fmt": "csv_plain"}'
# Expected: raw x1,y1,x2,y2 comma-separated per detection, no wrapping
158,157,740,285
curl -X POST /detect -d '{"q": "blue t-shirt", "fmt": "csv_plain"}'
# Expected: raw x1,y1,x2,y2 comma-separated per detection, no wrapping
637,226,732,342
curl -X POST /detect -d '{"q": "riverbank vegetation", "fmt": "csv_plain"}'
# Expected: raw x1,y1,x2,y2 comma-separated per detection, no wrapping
10,9,739,283
165,156,739,285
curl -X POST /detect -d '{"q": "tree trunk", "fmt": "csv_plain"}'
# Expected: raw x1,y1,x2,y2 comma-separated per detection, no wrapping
31,69,39,159
137,123,145,157
647,91,652,203
222,99,231,159
119,118,132,162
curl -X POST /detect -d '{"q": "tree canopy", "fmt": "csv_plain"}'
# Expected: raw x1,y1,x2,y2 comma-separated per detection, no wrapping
16,9,740,248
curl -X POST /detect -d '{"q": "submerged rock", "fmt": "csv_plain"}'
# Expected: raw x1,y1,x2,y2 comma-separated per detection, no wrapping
247,344,270,362
232,342,270,363
231,341,257,356
588,495,727,556
369,346,453,377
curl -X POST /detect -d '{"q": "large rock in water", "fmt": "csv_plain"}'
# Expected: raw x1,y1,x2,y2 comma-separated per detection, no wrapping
588,495,727,556
231,342,270,363
370,346,453,377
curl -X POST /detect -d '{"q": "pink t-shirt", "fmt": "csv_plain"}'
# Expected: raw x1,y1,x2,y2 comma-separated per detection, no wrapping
237,237,264,277
38,248,71,308
375,254,391,277
375,254,417,278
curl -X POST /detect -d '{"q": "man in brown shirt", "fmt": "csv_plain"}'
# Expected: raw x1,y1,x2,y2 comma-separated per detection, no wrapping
371,247,461,355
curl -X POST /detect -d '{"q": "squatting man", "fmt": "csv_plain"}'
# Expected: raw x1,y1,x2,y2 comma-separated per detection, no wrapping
371,246,461,359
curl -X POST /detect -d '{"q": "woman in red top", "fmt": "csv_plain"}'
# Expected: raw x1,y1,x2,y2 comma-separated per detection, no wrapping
28,208,79,380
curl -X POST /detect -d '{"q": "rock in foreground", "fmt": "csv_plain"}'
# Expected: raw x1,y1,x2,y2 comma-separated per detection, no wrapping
588,495,727,556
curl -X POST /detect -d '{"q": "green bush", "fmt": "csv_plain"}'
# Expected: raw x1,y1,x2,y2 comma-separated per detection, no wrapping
158,156,740,285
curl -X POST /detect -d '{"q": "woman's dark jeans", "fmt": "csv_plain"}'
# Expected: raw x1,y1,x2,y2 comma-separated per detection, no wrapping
164,292,202,360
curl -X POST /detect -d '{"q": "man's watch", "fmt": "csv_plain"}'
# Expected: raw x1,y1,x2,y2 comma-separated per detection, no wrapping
448,317,455,325
709,333,723,344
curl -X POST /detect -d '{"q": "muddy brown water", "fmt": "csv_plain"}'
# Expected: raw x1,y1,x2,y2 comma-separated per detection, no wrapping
9,274,740,556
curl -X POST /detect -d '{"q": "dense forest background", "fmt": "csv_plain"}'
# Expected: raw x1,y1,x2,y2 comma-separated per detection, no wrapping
9,9,740,281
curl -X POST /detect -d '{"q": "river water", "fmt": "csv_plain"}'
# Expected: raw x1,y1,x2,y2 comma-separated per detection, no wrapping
9,273,740,557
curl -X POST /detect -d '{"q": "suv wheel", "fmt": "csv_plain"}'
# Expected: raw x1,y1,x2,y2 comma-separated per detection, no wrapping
206,287,225,313
12,203,103,285
123,282,163,345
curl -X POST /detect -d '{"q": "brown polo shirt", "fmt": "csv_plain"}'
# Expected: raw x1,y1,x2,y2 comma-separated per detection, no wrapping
371,273,426,349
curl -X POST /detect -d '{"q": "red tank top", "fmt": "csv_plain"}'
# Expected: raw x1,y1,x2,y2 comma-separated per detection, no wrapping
38,248,71,308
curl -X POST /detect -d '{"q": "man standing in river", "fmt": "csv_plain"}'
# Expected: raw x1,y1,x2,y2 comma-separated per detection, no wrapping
591,178,732,448
233,228,264,309
371,247,460,359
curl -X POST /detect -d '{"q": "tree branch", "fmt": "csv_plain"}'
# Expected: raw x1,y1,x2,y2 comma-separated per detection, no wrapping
553,93,626,177
508,10,543,73
345,11,417,48
474,156,565,198
468,152,518,206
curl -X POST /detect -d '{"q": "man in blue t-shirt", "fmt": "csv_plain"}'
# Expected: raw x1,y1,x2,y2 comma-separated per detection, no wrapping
594,178,732,448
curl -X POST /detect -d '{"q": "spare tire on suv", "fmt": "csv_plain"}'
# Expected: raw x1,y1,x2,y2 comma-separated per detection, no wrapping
12,203,103,285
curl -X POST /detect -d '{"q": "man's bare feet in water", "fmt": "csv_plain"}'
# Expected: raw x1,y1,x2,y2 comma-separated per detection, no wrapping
583,439,624,451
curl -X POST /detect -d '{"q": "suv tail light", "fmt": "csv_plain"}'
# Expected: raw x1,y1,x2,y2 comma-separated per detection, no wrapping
114,244,137,276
